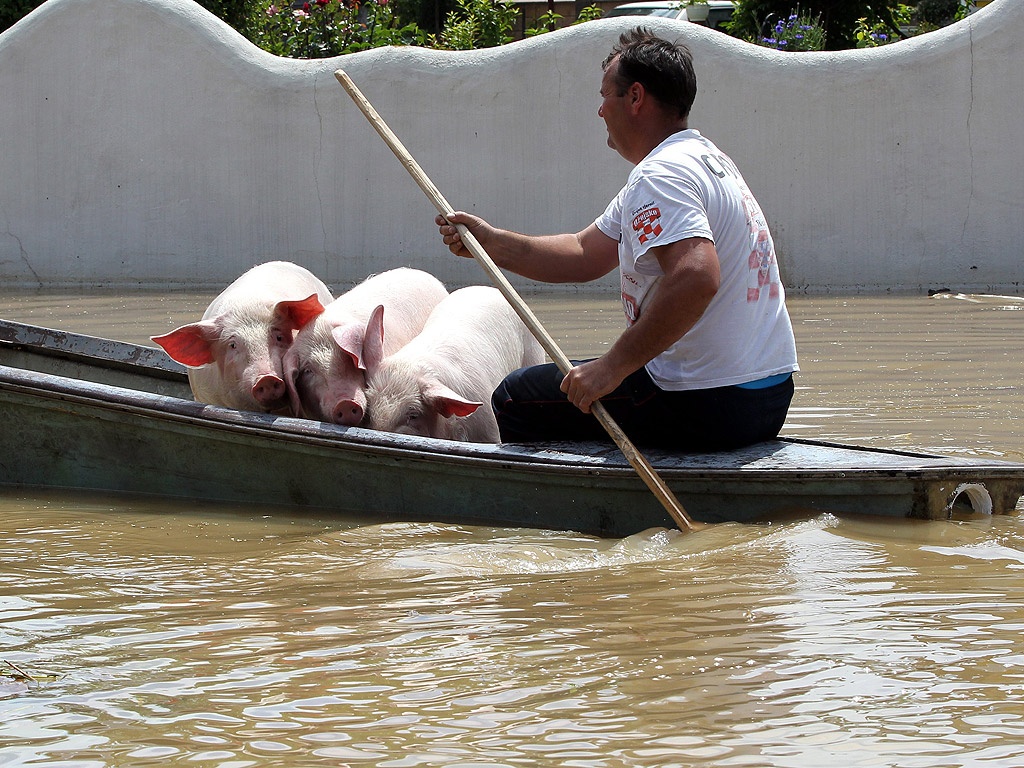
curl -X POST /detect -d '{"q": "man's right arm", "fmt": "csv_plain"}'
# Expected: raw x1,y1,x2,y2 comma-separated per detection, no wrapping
437,212,619,284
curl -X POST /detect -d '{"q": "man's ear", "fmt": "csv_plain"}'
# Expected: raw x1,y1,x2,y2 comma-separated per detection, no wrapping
628,80,646,113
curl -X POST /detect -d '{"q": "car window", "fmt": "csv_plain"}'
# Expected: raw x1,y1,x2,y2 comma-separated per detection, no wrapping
605,7,663,16
605,2,734,22
707,8,734,28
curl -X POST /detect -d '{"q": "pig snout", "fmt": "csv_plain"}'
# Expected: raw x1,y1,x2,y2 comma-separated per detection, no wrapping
331,399,364,426
252,374,287,407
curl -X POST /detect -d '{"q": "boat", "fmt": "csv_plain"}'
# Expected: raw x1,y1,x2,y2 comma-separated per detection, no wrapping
2,318,1023,536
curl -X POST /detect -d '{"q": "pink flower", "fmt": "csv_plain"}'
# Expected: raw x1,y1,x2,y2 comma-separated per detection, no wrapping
293,7,309,16
266,3,278,13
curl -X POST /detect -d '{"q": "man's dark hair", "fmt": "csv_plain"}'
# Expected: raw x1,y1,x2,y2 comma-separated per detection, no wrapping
603,27,697,120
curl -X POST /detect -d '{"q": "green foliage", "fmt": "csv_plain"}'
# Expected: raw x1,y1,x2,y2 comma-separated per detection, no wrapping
575,4,604,23
194,0,257,30
246,0,427,58
525,4,602,37
525,9,561,37
758,9,826,50
916,0,958,25
435,0,519,49
0,0,45,34
391,0,455,35
728,0,906,50
854,3,912,47
953,0,973,21
0,0,975,54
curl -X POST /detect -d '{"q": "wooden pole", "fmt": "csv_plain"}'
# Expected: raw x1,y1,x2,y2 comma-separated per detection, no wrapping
334,69,704,533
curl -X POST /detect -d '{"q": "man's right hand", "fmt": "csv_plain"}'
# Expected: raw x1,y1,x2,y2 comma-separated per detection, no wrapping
436,211,492,259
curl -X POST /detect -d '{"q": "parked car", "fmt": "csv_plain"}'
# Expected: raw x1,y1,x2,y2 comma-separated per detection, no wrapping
605,1,736,31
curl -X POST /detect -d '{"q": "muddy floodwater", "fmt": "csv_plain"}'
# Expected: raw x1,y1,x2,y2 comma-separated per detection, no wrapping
2,289,1024,767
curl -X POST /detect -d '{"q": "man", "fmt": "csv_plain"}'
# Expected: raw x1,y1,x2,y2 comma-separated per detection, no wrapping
437,27,798,450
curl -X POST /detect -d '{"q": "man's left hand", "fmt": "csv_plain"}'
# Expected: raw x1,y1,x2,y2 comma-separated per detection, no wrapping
559,358,627,414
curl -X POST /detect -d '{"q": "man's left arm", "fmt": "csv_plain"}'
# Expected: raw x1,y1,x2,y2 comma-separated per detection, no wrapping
559,236,720,413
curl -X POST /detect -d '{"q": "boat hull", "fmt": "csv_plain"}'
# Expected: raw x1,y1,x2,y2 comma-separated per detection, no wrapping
3,366,1023,535
3,319,1023,535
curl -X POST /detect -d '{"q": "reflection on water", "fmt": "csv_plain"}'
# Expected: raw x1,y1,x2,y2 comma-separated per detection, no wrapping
2,290,1024,766
786,292,1024,463
4,499,1024,766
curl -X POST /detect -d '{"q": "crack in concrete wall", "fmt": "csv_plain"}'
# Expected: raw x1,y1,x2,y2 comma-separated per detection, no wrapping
313,71,330,265
2,228,42,286
961,20,976,248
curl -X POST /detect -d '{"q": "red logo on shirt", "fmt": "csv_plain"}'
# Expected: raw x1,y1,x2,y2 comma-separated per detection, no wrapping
632,207,663,244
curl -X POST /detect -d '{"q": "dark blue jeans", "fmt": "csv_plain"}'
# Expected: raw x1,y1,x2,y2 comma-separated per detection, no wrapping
492,361,794,451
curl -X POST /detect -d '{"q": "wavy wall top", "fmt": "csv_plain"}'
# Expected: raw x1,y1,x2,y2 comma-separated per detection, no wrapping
0,0,1019,292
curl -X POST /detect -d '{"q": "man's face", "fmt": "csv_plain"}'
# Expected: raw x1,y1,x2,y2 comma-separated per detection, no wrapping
598,57,631,158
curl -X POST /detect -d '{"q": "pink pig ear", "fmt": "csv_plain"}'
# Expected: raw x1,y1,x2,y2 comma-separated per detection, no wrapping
331,305,385,373
423,381,482,418
274,294,325,331
151,321,219,367
331,323,367,371
282,353,304,418
361,305,386,377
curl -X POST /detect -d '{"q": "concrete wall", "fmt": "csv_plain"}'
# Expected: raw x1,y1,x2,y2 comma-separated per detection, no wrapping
0,0,1020,293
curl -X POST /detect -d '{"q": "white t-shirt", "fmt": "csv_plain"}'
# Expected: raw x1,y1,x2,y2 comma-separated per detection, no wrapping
595,129,799,391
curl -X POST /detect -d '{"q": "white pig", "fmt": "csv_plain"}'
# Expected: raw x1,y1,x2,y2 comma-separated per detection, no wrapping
283,267,448,426
151,261,333,413
363,285,544,443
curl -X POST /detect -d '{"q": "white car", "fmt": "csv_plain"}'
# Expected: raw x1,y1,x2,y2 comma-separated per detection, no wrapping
605,1,737,31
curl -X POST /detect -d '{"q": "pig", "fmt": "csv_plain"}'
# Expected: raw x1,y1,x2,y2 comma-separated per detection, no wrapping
283,267,448,426
151,261,333,413
363,285,544,443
